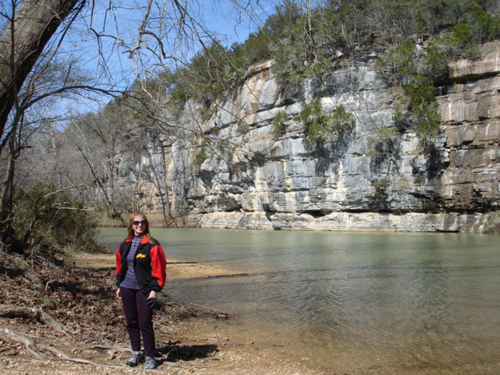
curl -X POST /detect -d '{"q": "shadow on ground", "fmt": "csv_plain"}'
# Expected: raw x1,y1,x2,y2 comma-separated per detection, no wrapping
159,343,219,362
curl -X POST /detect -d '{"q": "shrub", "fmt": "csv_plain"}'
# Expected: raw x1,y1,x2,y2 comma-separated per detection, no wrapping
402,78,441,147
215,139,232,162
368,123,401,157
194,142,209,167
169,41,241,110
296,100,355,147
377,39,444,148
271,110,289,137
13,183,99,252
372,179,390,200
236,120,249,135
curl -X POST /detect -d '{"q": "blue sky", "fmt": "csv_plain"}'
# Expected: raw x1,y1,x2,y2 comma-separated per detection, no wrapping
58,0,280,114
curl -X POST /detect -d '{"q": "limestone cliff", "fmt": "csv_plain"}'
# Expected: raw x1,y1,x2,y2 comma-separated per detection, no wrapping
120,43,500,233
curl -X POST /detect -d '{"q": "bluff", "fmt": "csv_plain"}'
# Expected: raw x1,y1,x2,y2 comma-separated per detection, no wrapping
118,43,500,233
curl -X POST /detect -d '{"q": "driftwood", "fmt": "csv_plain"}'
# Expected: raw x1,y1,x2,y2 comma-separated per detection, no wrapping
0,304,73,338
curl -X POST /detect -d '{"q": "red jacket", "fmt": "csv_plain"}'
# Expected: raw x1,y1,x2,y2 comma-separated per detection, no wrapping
116,236,167,294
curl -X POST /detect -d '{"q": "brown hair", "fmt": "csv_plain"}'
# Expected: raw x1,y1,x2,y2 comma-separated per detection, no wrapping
126,212,154,243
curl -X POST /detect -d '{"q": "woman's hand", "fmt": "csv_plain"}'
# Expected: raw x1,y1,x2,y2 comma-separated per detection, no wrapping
147,290,157,299
146,290,162,310
116,288,121,300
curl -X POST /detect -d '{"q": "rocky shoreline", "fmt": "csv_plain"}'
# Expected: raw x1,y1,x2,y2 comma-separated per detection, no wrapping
186,210,498,233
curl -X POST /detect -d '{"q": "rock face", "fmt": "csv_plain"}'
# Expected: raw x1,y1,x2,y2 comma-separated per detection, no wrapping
121,45,500,233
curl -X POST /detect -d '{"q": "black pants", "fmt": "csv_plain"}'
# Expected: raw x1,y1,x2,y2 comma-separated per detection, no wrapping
120,287,156,357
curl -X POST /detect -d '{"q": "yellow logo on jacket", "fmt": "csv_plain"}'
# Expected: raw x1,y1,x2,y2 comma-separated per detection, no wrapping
136,254,146,258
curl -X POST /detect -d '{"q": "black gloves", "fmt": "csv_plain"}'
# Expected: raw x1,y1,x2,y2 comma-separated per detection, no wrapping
146,298,163,310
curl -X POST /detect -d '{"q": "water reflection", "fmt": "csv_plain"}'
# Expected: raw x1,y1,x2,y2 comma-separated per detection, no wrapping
98,229,500,373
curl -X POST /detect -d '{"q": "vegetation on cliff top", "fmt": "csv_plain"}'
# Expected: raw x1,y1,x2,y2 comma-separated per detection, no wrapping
173,0,499,153
167,0,499,104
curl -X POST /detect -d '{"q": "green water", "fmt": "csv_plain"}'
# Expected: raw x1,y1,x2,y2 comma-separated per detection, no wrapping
98,228,500,373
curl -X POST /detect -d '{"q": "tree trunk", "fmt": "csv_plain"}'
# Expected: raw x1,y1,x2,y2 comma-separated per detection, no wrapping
0,0,84,141
0,136,17,236
160,139,175,226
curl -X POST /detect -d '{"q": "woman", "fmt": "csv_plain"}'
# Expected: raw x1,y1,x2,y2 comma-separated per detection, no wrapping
115,212,167,370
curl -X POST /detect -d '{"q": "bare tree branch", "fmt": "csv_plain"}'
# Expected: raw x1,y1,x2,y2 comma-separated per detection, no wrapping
0,0,86,141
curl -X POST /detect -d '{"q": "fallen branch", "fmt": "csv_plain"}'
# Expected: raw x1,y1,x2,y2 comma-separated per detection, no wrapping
0,326,45,359
0,304,73,338
0,326,130,370
0,325,182,372
21,270,44,291
37,343,109,366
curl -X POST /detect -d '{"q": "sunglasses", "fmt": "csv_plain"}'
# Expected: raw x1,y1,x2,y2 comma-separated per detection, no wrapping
133,220,147,226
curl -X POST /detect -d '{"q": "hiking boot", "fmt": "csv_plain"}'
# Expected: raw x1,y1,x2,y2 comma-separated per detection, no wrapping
125,351,144,367
144,356,159,370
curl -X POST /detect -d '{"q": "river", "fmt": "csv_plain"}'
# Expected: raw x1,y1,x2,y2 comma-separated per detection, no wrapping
97,228,500,373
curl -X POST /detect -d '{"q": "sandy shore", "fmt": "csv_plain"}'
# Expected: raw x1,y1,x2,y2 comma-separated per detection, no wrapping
75,253,246,280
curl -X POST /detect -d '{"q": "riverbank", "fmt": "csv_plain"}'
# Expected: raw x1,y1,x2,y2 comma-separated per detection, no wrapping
1,252,322,375
3,245,499,374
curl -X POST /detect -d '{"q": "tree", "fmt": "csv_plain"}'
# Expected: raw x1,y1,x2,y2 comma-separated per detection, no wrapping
67,110,130,226
0,0,91,238
0,0,85,144
0,27,122,237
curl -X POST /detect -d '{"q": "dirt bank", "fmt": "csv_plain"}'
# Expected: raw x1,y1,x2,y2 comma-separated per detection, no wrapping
0,252,323,375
